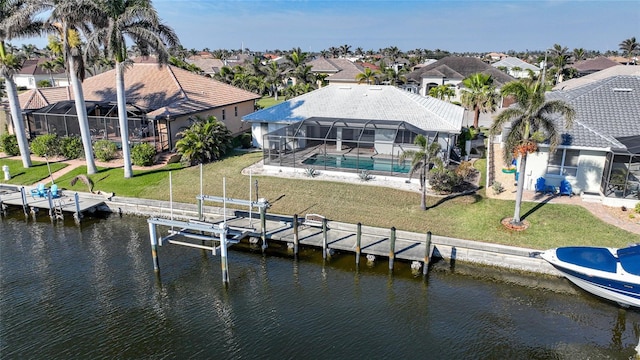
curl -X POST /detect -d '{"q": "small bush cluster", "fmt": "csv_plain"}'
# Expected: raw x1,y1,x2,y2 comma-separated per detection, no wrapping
455,161,476,180
30,134,58,157
131,143,156,166
359,170,373,182
428,160,462,194
93,139,118,162
491,181,505,195
636,202,640,214
305,167,318,178
0,133,19,156
59,136,83,159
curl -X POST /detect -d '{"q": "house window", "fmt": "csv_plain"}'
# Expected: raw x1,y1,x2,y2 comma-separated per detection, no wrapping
222,109,226,121
546,149,579,177
234,106,238,117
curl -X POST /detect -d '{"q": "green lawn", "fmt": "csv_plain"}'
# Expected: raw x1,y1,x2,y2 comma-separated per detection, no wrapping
0,158,67,185
3,152,638,249
257,96,285,109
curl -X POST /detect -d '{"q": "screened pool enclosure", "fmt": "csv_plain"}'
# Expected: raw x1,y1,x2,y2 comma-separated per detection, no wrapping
262,117,446,176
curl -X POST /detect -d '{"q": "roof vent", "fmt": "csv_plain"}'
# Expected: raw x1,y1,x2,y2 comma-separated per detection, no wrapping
612,88,633,92
369,87,383,91
339,86,352,90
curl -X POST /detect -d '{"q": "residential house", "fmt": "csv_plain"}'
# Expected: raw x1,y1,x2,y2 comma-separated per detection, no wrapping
491,57,540,79
307,58,366,86
571,56,620,77
185,57,226,77
404,56,516,100
552,65,640,91
5,62,260,152
504,75,640,207
13,59,68,89
242,84,465,180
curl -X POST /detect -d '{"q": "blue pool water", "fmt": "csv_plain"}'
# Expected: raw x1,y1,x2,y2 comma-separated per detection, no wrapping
302,154,409,173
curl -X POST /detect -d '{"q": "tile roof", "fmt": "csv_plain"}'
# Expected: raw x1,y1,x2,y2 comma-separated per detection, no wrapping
406,56,515,86
572,56,619,72
18,59,66,76
552,65,640,91
545,75,640,151
491,57,540,71
13,63,260,119
17,86,72,109
185,58,226,74
243,84,464,133
308,58,365,82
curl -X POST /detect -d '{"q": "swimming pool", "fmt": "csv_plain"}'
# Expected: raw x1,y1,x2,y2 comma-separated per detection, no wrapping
302,154,410,173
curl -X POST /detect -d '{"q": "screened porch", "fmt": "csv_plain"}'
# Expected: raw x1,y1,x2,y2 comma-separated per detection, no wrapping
262,117,443,177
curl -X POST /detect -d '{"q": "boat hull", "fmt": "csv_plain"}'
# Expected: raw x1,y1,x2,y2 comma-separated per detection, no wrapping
541,248,640,308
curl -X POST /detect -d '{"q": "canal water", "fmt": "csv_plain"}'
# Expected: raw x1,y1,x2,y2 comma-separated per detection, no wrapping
1,214,639,359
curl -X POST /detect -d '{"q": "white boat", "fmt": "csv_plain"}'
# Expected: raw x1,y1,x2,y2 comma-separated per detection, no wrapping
540,245,640,308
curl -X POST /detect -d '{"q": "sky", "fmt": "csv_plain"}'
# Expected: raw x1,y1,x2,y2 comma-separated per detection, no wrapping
11,0,640,54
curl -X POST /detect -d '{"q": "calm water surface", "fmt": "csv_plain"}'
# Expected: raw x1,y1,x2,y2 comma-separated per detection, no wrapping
1,214,639,359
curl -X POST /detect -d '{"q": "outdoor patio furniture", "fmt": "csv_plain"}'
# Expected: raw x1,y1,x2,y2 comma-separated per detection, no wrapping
534,177,546,193
30,184,47,199
50,184,60,198
559,180,572,197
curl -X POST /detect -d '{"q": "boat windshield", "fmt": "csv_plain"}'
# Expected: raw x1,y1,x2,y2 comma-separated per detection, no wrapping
556,247,617,273
618,246,640,276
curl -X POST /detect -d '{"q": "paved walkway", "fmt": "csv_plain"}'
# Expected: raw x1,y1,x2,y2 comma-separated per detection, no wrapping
3,153,639,235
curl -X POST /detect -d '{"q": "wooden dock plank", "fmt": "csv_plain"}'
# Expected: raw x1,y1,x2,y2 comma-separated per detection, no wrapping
0,186,105,214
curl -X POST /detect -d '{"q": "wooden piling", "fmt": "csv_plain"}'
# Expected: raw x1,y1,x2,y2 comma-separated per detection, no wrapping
260,205,267,251
322,218,328,259
20,187,28,216
148,222,160,272
47,191,54,220
355,222,362,266
389,227,396,270
219,223,229,285
73,192,81,224
423,231,432,276
293,214,299,256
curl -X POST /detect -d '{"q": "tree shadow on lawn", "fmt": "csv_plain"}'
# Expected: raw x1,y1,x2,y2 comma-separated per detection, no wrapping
520,195,556,221
426,190,482,210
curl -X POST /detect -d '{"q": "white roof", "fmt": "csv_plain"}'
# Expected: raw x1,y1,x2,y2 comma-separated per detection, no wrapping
243,85,464,133
552,65,640,91
491,57,540,71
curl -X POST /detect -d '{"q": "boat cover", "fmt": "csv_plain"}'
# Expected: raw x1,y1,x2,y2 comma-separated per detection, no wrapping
556,247,617,273
617,246,640,276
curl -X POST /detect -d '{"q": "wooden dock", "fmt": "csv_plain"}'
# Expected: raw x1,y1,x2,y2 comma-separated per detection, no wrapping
0,184,106,221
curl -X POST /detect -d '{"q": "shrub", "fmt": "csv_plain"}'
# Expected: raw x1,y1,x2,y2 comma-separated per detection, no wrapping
491,181,504,195
93,139,118,162
455,161,476,180
428,160,462,194
131,143,156,166
37,80,51,88
30,134,59,157
240,133,252,148
59,135,83,159
635,202,640,214
359,170,373,181
0,133,19,156
305,167,318,178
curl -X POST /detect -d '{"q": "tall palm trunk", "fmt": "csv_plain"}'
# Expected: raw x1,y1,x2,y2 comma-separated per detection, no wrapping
68,54,97,174
473,106,480,128
116,62,132,178
4,74,32,167
420,159,427,210
511,154,527,224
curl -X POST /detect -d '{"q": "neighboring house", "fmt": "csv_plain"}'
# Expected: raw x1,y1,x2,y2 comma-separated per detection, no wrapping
13,59,68,89
404,56,516,100
491,57,540,79
5,63,260,152
242,84,465,179
552,65,640,91
506,75,640,207
185,57,226,77
307,57,366,86
609,56,637,65
571,56,620,77
485,52,508,63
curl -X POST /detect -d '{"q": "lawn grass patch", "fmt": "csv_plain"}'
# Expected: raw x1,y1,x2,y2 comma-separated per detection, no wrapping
0,158,67,185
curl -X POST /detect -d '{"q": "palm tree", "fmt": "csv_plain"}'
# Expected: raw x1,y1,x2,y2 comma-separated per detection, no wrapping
550,44,571,84
460,73,499,129
428,85,455,101
264,61,283,100
619,37,638,65
490,80,575,226
339,44,351,58
175,115,232,165
39,58,60,86
22,0,102,175
572,48,586,62
399,134,441,210
88,0,180,178
355,67,380,85
1,0,42,168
